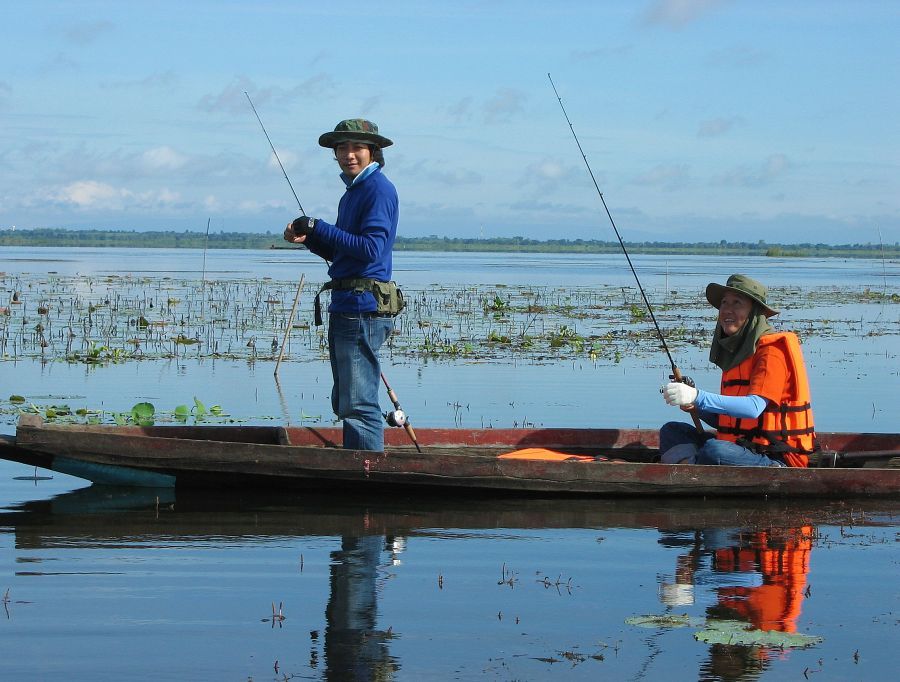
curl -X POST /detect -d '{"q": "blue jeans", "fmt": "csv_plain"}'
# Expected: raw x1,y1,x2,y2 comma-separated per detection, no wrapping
659,421,786,467
328,312,394,451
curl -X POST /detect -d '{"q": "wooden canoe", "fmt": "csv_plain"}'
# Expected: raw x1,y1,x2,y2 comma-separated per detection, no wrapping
2,414,898,497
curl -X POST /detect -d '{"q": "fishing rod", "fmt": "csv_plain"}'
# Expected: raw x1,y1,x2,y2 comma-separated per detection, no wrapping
382,373,422,453
245,93,421,445
244,91,306,216
548,73,702,431
243,92,309,378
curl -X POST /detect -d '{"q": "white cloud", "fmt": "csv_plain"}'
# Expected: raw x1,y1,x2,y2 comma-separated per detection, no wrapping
536,160,565,180
446,97,473,123
704,45,769,68
50,180,180,210
58,180,123,208
198,74,336,115
268,150,298,172
642,0,726,29
142,146,187,171
482,88,528,124
714,154,791,187
64,20,115,45
633,164,691,190
697,116,743,138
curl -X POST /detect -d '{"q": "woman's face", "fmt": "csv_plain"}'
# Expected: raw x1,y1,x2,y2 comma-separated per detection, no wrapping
718,291,754,336
334,142,372,178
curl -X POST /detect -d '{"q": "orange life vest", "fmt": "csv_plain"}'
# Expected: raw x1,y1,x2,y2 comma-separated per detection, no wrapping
717,332,816,467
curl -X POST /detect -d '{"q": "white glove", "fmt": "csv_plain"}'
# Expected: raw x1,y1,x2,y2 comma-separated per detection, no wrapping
662,382,698,407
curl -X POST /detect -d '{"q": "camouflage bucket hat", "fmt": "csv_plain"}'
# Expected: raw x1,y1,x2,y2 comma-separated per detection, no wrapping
318,119,393,149
705,274,779,317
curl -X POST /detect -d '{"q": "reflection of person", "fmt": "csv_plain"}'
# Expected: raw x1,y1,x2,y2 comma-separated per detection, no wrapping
324,535,398,681
661,524,813,681
659,274,817,467
710,526,812,633
284,119,402,451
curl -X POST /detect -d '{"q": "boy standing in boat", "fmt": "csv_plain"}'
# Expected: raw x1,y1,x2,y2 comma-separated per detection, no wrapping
658,274,817,467
284,119,402,452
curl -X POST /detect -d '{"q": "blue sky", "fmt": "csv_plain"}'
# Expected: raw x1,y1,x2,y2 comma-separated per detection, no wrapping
1,0,897,244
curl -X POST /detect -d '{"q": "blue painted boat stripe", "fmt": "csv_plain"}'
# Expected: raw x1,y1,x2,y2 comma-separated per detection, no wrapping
54,456,176,488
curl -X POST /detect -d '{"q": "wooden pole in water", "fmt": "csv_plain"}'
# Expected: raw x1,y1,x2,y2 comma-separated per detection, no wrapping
274,273,305,377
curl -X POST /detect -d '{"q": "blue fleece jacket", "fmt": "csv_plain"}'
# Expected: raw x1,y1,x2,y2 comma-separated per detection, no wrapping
304,164,399,313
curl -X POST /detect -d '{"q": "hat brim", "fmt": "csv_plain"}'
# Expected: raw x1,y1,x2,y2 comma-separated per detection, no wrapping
706,283,778,317
318,131,393,149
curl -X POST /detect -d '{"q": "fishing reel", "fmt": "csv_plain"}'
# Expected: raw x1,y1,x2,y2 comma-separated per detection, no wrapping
669,374,695,388
384,409,407,427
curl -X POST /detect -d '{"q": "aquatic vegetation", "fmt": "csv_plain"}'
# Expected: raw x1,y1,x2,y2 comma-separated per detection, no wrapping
694,619,823,648
2,272,871,367
626,613,705,628
627,614,823,649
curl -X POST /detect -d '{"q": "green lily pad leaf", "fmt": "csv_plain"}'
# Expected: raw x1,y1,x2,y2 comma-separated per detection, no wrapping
209,404,223,416
694,620,823,648
626,614,704,629
9,395,26,403
131,402,156,425
174,405,190,421
193,397,207,418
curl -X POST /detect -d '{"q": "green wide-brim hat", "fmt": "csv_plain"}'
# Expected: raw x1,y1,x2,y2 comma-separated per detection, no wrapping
318,119,393,149
705,274,779,317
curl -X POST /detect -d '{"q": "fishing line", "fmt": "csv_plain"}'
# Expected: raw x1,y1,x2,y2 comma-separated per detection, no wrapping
549,73,702,431
548,73,680,375
244,91,306,215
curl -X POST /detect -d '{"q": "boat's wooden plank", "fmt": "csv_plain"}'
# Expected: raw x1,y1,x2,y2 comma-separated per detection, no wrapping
8,415,900,497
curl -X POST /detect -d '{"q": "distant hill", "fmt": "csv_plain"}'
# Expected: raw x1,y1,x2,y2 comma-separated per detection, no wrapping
0,228,897,258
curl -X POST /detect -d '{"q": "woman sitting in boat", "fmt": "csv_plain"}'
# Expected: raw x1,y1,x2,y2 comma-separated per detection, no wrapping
659,274,817,467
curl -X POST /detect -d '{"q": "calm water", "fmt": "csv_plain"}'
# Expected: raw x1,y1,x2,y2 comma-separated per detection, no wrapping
1,247,898,680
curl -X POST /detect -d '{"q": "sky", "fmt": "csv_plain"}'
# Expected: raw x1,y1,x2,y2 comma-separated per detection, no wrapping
1,0,898,245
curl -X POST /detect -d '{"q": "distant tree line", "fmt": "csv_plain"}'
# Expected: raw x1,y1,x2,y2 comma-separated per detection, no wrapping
0,228,897,258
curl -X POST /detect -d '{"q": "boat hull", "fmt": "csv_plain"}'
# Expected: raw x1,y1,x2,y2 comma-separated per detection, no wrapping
4,415,898,497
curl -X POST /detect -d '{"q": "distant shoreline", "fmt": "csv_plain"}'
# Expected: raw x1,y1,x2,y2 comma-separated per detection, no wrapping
0,229,897,259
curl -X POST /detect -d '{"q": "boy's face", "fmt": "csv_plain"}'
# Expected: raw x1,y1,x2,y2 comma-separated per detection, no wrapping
335,142,372,178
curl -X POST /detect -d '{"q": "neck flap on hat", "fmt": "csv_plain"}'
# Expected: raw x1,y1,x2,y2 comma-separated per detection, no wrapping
708,303,774,372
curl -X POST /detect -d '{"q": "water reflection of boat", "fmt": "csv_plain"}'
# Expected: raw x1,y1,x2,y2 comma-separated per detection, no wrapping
4,484,897,550
3,486,895,680
3,415,898,497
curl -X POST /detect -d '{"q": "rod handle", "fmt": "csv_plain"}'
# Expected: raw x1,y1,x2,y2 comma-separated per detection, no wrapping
672,367,705,434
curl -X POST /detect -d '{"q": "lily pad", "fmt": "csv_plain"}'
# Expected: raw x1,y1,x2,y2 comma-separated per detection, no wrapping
193,397,207,418
625,614,704,629
131,402,156,425
694,619,823,648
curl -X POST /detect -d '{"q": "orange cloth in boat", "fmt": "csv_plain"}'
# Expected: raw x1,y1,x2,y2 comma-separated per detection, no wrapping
498,448,599,462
